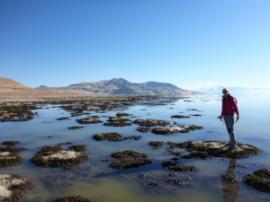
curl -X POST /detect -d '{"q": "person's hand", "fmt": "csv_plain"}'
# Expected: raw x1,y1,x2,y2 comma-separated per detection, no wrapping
236,115,240,122
218,115,223,122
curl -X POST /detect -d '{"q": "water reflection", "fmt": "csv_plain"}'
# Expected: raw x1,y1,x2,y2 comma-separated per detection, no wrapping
222,159,240,202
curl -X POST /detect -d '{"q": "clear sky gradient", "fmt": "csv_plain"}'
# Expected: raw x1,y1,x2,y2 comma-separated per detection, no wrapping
0,0,269,89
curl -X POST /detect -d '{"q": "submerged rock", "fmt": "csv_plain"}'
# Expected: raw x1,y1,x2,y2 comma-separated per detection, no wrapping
56,117,70,121
76,116,102,124
171,115,190,119
110,150,151,169
169,141,260,159
134,119,169,127
244,169,270,193
2,141,20,146
32,145,88,168
103,117,132,127
68,126,84,130
148,141,164,149
116,112,131,117
137,127,151,133
190,114,202,117
137,172,192,193
166,173,192,185
51,196,94,202
151,125,203,135
93,133,141,142
162,161,197,172
0,174,33,202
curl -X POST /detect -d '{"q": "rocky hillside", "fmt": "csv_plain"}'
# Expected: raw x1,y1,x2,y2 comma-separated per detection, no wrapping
41,78,194,97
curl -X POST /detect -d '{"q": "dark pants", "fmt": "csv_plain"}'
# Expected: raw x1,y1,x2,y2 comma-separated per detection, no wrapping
223,115,236,147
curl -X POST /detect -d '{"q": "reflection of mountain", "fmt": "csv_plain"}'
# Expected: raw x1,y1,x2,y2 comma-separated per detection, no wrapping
39,78,195,97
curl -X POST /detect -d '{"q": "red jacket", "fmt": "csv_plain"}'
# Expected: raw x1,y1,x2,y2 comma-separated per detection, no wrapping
221,95,239,116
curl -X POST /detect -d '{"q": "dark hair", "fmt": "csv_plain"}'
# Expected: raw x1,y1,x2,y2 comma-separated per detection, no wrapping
222,88,229,94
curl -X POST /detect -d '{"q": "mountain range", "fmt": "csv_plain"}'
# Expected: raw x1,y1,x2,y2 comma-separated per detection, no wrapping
38,78,194,97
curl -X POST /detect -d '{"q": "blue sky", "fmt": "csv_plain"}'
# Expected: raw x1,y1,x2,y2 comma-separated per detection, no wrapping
0,0,270,89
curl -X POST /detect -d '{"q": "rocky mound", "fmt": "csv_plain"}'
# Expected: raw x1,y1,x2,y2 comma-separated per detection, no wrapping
103,117,132,127
110,150,151,169
32,145,88,168
244,169,270,193
51,196,94,202
0,141,27,167
0,174,33,202
169,141,261,159
151,125,203,135
93,133,141,142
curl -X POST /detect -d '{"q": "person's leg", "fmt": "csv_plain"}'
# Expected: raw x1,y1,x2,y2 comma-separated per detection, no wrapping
224,115,236,148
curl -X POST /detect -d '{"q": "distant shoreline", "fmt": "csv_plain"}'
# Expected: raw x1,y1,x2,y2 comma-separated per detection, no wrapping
0,93,184,105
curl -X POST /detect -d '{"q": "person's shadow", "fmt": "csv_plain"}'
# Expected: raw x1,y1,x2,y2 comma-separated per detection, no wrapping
221,158,240,202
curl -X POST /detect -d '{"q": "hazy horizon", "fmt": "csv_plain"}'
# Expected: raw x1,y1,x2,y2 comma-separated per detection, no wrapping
1,0,270,89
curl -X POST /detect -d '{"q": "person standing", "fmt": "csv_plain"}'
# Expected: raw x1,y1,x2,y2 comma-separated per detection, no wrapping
218,88,240,150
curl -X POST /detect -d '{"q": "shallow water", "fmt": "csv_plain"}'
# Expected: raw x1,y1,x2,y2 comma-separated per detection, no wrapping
1,92,270,202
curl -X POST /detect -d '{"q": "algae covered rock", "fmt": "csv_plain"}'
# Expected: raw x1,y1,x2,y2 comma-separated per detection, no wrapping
76,116,102,124
151,125,203,135
0,141,27,167
244,169,270,193
93,133,141,142
169,141,260,159
104,117,132,127
32,145,88,168
110,150,151,169
134,119,169,127
0,174,33,202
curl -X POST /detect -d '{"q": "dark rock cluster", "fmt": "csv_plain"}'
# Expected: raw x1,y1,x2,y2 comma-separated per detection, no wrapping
93,133,141,142
244,169,270,193
110,150,151,169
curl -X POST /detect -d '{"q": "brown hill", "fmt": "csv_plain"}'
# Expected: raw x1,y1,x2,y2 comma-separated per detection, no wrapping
0,77,86,102
0,77,29,92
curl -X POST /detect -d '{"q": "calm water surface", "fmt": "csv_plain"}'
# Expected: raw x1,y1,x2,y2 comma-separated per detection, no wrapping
1,92,270,202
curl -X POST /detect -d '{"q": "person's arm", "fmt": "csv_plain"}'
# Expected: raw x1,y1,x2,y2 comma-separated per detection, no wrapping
218,99,224,120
